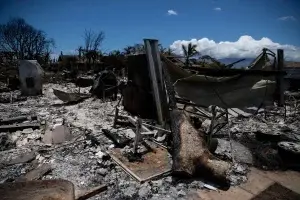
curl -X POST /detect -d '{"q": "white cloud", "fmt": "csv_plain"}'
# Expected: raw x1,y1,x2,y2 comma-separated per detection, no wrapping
167,10,178,16
170,35,300,61
214,7,222,11
278,16,296,21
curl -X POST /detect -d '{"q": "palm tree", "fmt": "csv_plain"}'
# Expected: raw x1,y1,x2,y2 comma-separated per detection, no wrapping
84,50,100,65
133,43,145,54
123,46,134,55
182,43,198,67
165,48,175,56
109,50,122,57
157,43,166,54
123,44,145,55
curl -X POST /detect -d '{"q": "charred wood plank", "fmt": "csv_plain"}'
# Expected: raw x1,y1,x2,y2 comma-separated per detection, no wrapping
16,163,51,181
0,115,37,125
0,123,40,132
76,184,107,200
102,129,130,148
1,151,36,166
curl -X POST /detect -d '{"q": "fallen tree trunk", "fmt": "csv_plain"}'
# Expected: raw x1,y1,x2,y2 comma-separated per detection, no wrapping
162,57,231,186
171,109,231,185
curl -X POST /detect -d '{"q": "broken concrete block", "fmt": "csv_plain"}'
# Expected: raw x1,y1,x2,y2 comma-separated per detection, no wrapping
22,128,33,134
123,129,135,138
43,125,71,144
11,131,22,143
177,190,187,197
0,133,14,151
54,118,64,125
97,168,108,176
38,111,50,117
95,151,105,159
16,138,28,147
27,130,41,140
138,183,151,198
201,119,211,132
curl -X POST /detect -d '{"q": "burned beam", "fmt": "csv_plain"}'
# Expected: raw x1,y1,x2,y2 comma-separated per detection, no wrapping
16,163,51,182
0,115,37,125
0,123,40,132
1,151,36,166
127,116,151,132
102,129,130,148
76,184,107,200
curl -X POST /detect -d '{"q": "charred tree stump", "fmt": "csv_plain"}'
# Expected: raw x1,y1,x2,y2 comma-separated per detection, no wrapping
170,109,230,184
162,59,231,185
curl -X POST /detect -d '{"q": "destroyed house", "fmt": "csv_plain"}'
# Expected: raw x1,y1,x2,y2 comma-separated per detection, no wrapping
284,61,300,90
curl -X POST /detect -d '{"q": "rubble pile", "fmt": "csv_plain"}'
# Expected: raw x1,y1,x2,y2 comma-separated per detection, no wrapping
0,81,300,200
214,103,300,172
0,83,203,199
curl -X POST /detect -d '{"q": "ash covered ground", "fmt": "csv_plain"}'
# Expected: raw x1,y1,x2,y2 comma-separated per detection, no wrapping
1,83,300,200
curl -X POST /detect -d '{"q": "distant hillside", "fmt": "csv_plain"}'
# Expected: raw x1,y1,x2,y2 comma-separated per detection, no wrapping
218,58,300,69
218,58,254,68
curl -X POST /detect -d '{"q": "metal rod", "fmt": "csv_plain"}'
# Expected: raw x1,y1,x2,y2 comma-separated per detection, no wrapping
133,118,142,154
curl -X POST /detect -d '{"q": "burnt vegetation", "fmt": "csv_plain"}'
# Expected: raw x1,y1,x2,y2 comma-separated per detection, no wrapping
0,18,54,64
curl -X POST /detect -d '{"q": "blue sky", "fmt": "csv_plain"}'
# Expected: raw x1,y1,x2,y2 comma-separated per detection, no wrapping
1,0,300,60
